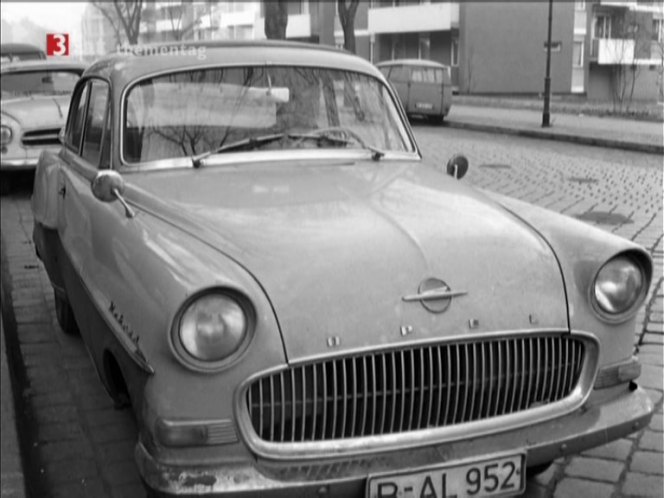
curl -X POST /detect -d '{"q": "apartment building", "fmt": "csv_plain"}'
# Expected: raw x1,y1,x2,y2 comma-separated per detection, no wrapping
80,4,118,59
79,1,662,101
586,0,663,101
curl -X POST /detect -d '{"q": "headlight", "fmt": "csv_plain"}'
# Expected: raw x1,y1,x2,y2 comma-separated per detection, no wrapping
172,290,254,371
0,125,12,146
593,255,646,320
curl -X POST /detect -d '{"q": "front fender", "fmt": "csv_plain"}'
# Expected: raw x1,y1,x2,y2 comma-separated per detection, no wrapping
488,191,653,368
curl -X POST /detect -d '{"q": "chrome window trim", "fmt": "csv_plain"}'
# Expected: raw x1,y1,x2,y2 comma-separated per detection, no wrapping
234,330,599,461
119,148,421,173
118,62,420,169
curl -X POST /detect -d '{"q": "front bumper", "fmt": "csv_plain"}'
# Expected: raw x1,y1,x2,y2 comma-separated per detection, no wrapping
137,382,653,497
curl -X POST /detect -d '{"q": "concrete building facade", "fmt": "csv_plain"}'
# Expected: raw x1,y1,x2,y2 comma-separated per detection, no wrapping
78,1,663,102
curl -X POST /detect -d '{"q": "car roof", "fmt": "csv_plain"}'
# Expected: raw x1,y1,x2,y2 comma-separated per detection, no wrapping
0,60,86,73
85,40,383,88
376,59,450,69
0,43,45,55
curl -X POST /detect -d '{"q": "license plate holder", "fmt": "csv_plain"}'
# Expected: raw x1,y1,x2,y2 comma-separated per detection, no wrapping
366,452,525,498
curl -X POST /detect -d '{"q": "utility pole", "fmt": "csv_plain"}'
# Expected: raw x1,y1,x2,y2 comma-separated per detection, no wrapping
542,0,553,127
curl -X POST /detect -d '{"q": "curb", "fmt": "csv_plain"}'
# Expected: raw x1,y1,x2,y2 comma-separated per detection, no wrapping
0,308,27,498
445,120,664,155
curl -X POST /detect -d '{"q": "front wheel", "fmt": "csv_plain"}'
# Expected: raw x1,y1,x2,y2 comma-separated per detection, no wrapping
54,289,79,335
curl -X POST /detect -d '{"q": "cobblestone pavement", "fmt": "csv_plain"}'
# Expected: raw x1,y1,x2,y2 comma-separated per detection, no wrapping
0,127,662,498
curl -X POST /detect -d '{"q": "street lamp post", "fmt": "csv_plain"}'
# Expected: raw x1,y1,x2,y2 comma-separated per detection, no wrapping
542,0,553,127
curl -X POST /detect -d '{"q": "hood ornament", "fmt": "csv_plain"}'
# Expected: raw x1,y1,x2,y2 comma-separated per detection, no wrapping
403,278,467,313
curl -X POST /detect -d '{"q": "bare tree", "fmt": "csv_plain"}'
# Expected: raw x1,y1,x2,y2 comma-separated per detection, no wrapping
338,0,360,53
609,14,647,112
264,0,288,40
92,0,143,45
164,1,202,41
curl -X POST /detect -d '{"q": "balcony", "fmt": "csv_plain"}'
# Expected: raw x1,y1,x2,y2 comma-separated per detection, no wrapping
590,38,635,64
256,13,311,39
368,2,459,35
598,0,636,8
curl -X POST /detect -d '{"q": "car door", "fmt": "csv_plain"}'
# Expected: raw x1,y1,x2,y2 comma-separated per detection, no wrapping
387,65,411,113
58,78,123,365
58,77,155,385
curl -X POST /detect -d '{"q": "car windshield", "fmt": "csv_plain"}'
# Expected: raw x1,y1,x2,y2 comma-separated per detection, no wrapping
1,70,80,98
124,65,414,164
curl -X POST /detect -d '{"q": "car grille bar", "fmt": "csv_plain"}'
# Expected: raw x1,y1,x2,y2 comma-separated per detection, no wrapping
246,334,585,443
21,128,61,147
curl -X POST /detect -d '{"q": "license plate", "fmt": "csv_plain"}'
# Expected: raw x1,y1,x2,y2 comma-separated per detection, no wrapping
415,102,434,110
367,452,525,498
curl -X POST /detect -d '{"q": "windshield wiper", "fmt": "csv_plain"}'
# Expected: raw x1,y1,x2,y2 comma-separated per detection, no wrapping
191,129,385,168
191,133,288,168
292,128,386,161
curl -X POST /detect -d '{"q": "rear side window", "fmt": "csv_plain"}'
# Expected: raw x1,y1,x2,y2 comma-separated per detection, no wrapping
81,81,110,166
387,65,409,82
65,82,89,152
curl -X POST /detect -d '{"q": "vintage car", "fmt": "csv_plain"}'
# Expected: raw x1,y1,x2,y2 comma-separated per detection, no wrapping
1,43,46,63
376,59,453,123
1,60,84,191
32,41,653,497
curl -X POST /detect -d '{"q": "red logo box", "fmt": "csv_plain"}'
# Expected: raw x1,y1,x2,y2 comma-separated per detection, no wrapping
46,33,69,56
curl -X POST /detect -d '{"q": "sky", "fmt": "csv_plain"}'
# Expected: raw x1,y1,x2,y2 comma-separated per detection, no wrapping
1,1,87,37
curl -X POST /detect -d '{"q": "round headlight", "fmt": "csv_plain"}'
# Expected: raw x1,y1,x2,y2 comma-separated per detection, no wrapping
178,293,250,364
0,125,13,146
593,256,645,317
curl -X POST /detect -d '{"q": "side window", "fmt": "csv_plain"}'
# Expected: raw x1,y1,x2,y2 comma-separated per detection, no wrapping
389,66,409,82
65,82,89,152
81,80,110,166
99,109,112,169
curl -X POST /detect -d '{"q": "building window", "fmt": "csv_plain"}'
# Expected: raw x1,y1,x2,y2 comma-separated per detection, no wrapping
418,33,430,60
594,14,611,39
573,41,584,67
451,37,459,67
653,19,663,42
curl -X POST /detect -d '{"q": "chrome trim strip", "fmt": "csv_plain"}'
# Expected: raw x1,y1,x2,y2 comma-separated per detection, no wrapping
235,330,599,461
402,289,468,302
287,327,569,366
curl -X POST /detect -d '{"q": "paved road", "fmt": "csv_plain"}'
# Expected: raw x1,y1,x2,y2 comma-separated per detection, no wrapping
0,126,662,498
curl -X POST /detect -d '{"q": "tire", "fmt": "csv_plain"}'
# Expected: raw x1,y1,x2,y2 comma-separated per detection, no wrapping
526,461,553,478
54,289,79,335
0,175,11,196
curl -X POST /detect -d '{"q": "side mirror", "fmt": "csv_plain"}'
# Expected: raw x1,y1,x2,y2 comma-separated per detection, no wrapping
446,154,469,180
58,128,65,145
91,170,135,218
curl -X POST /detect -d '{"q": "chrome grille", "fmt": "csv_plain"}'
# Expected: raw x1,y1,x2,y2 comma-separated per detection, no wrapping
21,128,60,147
246,334,585,443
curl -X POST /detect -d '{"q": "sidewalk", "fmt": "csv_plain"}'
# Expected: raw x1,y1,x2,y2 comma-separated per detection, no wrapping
445,104,664,154
0,312,26,498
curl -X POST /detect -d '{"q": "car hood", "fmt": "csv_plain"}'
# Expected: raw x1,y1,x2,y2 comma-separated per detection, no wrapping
1,94,69,128
130,160,568,362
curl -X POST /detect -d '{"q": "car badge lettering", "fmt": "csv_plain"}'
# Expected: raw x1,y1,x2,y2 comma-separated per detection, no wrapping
400,325,414,336
402,278,467,313
109,301,152,371
326,336,341,348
